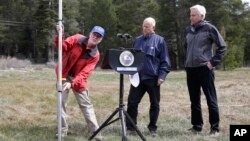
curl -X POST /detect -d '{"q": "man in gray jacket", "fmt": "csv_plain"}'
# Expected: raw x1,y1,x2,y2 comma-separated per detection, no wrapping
184,4,227,136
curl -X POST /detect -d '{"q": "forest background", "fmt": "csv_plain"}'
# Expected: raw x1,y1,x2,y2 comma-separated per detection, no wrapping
0,0,250,70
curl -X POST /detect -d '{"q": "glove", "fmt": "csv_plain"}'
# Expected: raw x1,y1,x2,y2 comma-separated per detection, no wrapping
62,82,71,91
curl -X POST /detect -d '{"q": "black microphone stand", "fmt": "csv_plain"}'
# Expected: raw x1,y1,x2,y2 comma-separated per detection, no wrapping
88,34,146,141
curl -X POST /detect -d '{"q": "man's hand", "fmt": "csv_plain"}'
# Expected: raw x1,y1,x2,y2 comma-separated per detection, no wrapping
56,24,64,34
157,79,164,86
62,82,71,91
207,61,214,70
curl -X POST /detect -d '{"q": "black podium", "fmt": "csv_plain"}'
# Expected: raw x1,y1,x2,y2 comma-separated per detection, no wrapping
88,48,146,141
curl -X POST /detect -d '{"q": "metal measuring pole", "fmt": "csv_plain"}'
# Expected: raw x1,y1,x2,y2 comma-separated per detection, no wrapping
57,0,63,141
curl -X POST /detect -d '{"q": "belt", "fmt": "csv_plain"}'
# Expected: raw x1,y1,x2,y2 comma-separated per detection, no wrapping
61,78,67,81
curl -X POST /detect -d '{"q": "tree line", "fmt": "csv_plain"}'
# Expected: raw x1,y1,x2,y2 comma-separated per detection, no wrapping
0,0,249,70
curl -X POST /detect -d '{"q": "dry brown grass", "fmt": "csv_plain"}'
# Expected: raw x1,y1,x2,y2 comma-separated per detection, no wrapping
0,66,249,141
0,57,32,69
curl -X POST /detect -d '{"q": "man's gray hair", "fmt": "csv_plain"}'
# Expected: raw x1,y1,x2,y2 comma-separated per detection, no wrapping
144,17,156,27
190,4,206,20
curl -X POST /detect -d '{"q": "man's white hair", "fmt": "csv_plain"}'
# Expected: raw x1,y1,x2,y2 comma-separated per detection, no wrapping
190,4,206,20
144,17,156,27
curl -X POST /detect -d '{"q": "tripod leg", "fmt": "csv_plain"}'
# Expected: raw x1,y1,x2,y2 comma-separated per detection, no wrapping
124,110,147,141
88,108,119,140
119,108,128,141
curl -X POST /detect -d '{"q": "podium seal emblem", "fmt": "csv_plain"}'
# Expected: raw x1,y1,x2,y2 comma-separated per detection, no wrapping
119,50,134,67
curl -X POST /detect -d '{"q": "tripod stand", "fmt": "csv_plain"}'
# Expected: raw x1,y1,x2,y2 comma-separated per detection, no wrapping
88,73,146,141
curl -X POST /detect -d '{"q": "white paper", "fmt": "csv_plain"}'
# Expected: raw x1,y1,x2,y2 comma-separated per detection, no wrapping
129,72,140,87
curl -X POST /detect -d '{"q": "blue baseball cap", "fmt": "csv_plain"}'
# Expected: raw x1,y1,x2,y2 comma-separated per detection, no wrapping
91,26,105,37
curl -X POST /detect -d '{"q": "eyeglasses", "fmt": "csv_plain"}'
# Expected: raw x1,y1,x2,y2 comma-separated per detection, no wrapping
92,32,102,38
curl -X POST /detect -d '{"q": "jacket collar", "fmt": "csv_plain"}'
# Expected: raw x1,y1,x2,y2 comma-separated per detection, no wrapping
191,20,209,32
78,37,98,57
193,20,209,28
143,33,156,40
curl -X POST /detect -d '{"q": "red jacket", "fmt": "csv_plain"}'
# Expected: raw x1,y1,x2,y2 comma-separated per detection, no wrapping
54,34,100,92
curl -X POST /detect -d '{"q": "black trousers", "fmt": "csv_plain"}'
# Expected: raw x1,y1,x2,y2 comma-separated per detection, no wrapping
186,66,220,132
126,78,160,132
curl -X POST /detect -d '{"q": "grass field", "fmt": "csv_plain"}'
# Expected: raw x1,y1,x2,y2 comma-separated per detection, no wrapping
0,66,249,141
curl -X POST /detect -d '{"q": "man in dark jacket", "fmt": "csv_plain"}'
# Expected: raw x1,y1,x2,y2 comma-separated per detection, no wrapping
126,17,171,137
54,25,105,141
184,4,227,136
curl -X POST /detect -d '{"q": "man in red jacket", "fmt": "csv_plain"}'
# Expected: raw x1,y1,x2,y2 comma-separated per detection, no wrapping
54,25,105,141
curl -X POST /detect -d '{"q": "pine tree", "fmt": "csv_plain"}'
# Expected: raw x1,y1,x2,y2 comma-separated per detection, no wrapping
33,0,56,62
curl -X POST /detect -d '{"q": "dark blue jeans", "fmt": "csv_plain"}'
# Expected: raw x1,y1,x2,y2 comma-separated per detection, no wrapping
186,66,220,132
126,78,160,132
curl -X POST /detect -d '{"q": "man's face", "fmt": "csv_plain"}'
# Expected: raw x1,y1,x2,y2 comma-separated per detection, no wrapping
190,9,203,26
143,21,154,35
88,32,103,47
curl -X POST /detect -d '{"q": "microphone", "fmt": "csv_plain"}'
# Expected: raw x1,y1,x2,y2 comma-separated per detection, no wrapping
124,33,132,39
117,33,123,38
